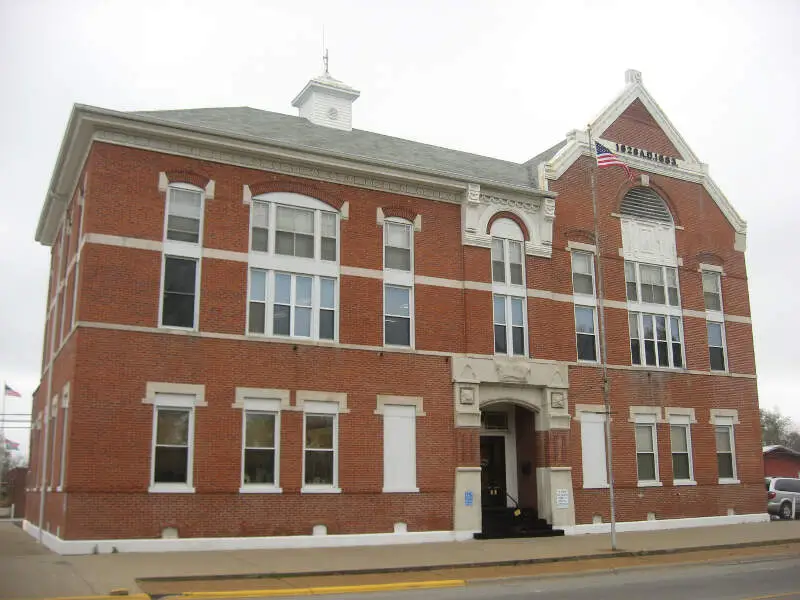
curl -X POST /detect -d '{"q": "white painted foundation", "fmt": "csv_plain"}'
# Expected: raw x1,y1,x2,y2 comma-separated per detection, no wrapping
22,520,474,556
558,512,770,535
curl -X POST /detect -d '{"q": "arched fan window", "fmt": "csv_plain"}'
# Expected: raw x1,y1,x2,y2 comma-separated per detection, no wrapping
620,187,672,223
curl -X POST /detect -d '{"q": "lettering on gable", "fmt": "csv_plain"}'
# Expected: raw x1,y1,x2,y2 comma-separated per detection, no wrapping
615,143,678,166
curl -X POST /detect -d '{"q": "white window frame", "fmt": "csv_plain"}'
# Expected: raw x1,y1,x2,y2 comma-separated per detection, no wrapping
702,270,723,313
159,255,201,330
383,219,413,273
490,219,528,356
247,193,341,342
712,414,739,484
626,262,680,308
569,250,599,363
571,251,596,297
668,416,695,485
628,311,685,369
148,394,198,493
58,387,69,491
633,413,661,486
239,398,282,493
382,218,415,348
707,319,728,372
301,400,341,494
47,397,58,490
164,184,205,246
493,294,527,357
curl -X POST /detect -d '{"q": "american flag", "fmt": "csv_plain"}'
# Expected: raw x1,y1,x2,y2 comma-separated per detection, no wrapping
4,383,21,398
595,142,635,181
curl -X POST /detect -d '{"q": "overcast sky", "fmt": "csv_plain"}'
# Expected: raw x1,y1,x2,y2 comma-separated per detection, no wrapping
1,0,798,456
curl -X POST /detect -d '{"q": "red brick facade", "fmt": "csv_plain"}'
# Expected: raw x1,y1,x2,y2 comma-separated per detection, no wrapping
764,449,800,478
25,86,764,546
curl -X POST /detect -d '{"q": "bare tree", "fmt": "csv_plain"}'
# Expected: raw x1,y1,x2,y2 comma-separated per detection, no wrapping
761,407,800,452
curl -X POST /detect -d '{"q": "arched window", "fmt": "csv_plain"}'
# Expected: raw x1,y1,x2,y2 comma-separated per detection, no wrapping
619,187,685,371
620,187,672,223
490,217,527,357
247,192,339,341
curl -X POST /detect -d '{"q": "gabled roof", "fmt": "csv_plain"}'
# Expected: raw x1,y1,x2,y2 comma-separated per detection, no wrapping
764,445,800,458
529,70,747,243
130,107,537,190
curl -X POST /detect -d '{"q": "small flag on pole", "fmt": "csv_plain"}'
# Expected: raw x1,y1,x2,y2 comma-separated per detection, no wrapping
595,142,635,181
3,438,19,451
4,384,21,398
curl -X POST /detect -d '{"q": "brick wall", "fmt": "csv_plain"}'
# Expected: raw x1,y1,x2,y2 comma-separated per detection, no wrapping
25,102,764,539
764,453,800,478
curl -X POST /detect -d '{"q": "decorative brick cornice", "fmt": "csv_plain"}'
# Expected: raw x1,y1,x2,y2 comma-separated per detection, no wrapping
249,179,345,210
486,211,531,241
562,227,595,245
164,170,210,189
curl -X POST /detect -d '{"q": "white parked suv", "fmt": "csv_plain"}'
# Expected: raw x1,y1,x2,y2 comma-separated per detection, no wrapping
766,477,800,520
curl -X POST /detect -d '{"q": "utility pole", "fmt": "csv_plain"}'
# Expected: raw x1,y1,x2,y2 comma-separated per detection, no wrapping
587,125,618,551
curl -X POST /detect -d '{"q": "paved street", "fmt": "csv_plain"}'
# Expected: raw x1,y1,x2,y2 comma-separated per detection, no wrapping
306,555,800,600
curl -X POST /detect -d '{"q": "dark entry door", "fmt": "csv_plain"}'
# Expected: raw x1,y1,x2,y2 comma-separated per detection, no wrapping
480,435,507,507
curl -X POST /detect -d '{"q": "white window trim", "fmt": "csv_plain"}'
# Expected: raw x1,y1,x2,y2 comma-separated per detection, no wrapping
247,194,341,341
301,400,341,494
633,413,661,486
628,311,686,370
374,395,425,416
238,398,282,494
383,283,415,349
383,218,415,348
706,320,728,373
148,394,198,493
667,413,696,485
47,396,59,490
574,305,599,363
158,254,202,331
57,384,70,491
625,261,682,314
493,293,528,357
163,183,205,250
701,270,724,314
711,411,739,484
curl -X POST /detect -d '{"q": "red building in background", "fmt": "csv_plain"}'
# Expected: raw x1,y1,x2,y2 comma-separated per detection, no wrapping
763,446,800,478
24,69,765,554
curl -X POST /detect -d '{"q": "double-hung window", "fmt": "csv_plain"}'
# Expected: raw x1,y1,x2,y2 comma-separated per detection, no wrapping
247,193,340,342
626,261,684,369
241,401,280,492
490,219,528,357
634,420,659,484
716,424,736,481
302,401,339,491
571,250,598,362
383,218,414,347
161,184,204,330
702,269,728,372
670,421,693,483
149,393,198,493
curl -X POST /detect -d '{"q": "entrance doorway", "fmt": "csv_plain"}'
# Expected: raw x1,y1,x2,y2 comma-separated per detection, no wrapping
480,435,506,508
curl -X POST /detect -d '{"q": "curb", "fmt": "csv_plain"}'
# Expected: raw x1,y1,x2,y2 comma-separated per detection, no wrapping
137,537,800,587
169,580,465,599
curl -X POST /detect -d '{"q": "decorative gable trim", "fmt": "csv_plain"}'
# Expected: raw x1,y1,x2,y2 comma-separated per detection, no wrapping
536,72,747,244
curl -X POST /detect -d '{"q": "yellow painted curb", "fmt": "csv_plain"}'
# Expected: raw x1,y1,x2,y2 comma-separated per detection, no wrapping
176,579,466,598
31,595,150,600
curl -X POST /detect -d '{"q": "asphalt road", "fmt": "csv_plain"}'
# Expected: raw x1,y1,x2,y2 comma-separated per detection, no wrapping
299,554,800,600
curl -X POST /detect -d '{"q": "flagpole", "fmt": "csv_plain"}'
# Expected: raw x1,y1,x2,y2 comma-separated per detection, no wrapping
587,125,618,551
1,382,7,486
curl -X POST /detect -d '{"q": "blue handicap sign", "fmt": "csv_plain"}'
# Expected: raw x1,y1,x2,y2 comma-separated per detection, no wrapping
464,490,474,507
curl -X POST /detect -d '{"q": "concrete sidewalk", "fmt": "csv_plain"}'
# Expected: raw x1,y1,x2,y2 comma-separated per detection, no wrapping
2,520,800,599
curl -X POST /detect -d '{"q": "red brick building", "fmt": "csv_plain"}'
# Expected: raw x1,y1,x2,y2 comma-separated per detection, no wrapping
24,69,766,554
763,446,800,478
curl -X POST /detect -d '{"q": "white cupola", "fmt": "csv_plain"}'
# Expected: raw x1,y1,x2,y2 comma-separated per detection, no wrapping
291,61,360,131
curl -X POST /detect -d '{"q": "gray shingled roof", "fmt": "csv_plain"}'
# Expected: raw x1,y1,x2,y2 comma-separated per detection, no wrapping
130,107,542,190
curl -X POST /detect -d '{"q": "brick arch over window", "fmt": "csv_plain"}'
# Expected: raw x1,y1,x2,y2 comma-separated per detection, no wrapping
561,227,595,245
164,170,210,189
486,211,530,241
694,251,725,268
382,206,418,222
249,180,345,210
615,182,681,227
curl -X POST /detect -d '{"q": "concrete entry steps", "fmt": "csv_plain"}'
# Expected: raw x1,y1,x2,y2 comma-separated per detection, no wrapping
474,507,565,539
